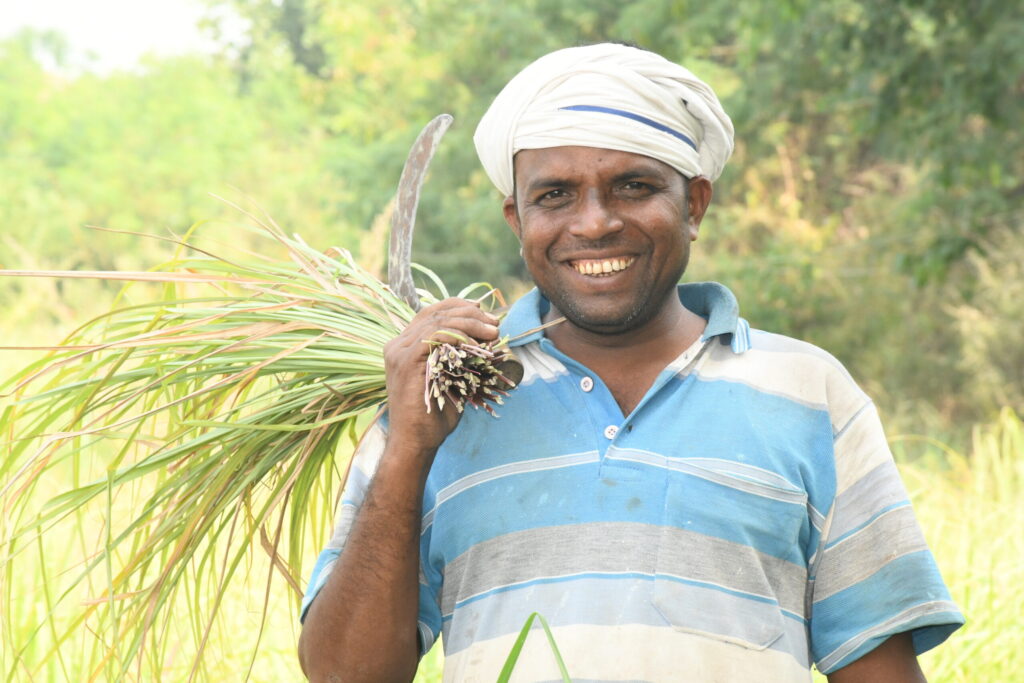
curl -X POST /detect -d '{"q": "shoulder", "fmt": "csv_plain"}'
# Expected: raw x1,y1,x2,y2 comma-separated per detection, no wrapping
700,327,870,432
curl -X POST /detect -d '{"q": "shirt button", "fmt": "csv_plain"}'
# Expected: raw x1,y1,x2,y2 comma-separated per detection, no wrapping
580,376,594,392
603,425,618,439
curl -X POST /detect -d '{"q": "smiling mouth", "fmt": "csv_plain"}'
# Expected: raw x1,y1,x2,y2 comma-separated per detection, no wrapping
569,256,636,277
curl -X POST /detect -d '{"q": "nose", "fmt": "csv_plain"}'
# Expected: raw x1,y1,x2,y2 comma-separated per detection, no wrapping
569,189,624,240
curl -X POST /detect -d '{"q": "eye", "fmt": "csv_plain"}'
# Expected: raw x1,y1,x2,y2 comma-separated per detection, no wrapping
532,188,570,206
621,181,655,196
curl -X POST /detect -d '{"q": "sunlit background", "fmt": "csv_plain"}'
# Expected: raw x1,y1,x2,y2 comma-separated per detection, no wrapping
1,2,234,73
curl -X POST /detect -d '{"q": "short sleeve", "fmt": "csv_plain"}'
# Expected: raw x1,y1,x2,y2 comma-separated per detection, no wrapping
299,418,444,656
809,401,964,673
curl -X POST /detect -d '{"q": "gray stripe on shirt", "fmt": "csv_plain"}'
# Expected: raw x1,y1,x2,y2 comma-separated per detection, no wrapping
440,522,807,619
812,505,927,602
827,460,911,542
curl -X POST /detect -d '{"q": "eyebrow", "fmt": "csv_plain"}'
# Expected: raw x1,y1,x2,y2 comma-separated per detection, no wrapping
522,176,574,195
612,167,669,182
523,164,670,193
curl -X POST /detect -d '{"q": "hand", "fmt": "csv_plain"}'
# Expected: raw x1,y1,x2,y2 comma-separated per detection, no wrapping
382,298,500,455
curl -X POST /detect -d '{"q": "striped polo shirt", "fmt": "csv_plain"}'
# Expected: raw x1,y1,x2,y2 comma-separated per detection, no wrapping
302,282,963,682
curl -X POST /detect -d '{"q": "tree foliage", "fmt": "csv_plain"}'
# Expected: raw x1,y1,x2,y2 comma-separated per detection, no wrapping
3,0,1021,421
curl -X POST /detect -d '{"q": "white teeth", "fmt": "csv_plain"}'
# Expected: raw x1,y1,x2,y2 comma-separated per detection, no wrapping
571,257,635,276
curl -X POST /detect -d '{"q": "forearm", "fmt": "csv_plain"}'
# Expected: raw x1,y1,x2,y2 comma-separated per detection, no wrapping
299,439,435,683
299,298,498,681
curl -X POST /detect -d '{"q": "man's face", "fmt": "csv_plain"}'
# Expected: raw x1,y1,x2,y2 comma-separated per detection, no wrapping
503,146,709,335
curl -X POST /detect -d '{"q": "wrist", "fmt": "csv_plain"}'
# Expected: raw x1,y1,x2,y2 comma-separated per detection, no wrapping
380,433,440,481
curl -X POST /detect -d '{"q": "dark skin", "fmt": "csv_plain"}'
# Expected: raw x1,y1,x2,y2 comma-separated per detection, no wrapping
503,146,712,415
298,145,927,681
828,632,926,683
298,299,500,682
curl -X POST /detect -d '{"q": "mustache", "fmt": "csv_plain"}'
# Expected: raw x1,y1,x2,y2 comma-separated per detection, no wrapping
551,236,631,257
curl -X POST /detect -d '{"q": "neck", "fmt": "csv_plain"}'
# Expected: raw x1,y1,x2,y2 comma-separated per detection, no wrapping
541,292,707,416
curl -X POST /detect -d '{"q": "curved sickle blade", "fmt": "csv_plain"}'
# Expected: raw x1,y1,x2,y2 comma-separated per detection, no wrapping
388,113,454,311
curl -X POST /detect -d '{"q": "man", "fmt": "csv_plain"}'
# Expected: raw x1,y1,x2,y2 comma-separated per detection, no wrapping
298,43,963,682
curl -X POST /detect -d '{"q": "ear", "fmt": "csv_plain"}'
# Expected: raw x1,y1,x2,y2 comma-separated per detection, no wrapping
686,176,713,240
502,195,522,240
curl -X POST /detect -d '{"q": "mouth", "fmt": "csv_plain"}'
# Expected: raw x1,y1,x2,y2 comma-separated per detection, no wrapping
568,256,636,277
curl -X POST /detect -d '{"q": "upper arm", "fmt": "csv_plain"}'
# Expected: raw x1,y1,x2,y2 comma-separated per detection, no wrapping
809,400,963,671
826,631,926,683
297,417,443,672
299,421,389,621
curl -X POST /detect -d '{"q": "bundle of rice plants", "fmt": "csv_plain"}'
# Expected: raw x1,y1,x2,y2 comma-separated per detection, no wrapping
0,203,510,679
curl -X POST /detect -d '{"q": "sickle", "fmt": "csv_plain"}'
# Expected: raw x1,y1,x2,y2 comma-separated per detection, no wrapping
387,114,454,311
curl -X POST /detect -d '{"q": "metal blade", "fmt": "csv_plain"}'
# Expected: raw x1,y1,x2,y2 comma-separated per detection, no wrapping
388,113,454,311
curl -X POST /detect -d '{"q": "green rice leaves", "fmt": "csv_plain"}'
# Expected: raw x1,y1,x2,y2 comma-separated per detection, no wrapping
0,213,467,678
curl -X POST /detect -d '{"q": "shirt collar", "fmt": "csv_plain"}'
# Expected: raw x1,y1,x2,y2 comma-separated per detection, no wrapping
500,281,750,353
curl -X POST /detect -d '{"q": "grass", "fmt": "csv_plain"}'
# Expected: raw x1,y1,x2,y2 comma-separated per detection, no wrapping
0,212,502,681
0,213,418,679
893,408,1024,681
0,206,520,679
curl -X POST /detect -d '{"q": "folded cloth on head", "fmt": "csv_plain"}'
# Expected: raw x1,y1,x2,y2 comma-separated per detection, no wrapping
474,43,735,196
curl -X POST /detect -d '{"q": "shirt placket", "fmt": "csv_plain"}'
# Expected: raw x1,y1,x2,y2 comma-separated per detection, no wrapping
537,338,621,460
537,336,714,466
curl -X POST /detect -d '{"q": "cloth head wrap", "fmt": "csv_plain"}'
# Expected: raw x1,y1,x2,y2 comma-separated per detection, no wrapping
474,43,735,197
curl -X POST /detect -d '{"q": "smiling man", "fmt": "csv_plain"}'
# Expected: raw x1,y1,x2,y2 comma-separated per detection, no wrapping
298,44,963,682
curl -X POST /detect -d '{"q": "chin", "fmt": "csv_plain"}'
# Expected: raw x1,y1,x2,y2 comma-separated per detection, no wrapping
548,294,652,335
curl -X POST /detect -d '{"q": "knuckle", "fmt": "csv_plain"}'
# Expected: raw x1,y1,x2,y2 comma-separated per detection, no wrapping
383,340,403,363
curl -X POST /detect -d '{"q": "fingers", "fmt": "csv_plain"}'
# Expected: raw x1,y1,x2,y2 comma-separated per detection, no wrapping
419,298,500,330
394,298,500,351
423,317,499,345
381,298,501,448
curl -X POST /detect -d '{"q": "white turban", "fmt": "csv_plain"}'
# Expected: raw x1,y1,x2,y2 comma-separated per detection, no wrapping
474,43,735,197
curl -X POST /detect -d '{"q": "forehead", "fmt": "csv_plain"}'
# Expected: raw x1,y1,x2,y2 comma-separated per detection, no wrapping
513,146,677,183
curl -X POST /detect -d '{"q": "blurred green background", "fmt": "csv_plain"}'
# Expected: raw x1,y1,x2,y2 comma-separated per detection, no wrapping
1,1,1021,680
4,0,1021,433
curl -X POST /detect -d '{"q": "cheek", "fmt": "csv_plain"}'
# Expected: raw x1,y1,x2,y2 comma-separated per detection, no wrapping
648,207,690,244
518,218,562,250
648,196,688,222
517,234,550,272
